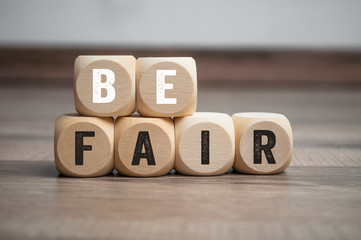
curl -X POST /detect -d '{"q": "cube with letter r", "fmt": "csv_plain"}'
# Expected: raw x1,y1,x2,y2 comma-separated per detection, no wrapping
232,112,293,174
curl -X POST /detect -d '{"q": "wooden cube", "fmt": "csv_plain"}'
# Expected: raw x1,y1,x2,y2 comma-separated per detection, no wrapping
74,55,136,117
136,57,197,117
115,116,175,177
54,114,114,177
232,112,293,174
174,112,235,176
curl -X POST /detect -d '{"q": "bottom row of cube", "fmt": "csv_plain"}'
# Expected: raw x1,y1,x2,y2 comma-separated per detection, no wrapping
54,112,293,177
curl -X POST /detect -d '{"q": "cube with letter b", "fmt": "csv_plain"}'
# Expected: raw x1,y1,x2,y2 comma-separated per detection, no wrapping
74,56,136,117
54,114,114,177
136,57,197,117
232,112,293,174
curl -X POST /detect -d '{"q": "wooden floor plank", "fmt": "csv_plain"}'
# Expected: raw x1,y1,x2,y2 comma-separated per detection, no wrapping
0,160,360,240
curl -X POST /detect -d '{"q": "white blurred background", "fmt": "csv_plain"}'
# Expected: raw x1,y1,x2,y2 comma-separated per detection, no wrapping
0,0,360,49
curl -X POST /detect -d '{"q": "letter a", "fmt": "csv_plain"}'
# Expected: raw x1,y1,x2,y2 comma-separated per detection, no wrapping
132,131,156,165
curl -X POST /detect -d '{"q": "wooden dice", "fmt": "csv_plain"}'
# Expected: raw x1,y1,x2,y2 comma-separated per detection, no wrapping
232,112,293,174
74,55,136,117
54,55,294,178
174,112,235,176
54,114,114,177
115,116,175,177
136,57,197,117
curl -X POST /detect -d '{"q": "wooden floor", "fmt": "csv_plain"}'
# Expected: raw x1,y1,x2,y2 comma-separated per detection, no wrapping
0,85,361,240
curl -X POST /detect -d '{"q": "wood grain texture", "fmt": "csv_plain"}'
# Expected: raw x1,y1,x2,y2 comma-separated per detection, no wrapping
0,86,360,166
0,160,360,240
136,57,197,117
54,114,114,177
74,55,136,116
115,116,175,177
0,85,361,239
175,112,235,176
232,113,293,174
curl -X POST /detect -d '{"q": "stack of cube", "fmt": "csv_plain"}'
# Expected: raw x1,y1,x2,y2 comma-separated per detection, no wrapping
54,56,293,177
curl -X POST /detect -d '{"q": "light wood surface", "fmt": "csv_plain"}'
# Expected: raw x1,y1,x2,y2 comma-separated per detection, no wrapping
175,112,235,176
0,85,361,239
1,161,360,240
115,116,175,177
74,55,136,116
232,112,293,174
136,57,197,117
54,114,114,177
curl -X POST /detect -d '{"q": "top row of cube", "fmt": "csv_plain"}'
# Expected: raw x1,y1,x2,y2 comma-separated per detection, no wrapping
74,56,197,117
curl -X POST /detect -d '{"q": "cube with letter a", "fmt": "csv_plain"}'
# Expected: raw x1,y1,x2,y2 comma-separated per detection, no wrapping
136,57,197,117
232,112,293,174
74,55,136,117
115,115,175,177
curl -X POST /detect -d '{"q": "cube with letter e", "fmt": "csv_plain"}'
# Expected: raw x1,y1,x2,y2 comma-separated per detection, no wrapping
136,57,197,117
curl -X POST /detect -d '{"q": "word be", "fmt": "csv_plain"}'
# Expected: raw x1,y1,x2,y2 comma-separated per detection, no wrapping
74,56,196,117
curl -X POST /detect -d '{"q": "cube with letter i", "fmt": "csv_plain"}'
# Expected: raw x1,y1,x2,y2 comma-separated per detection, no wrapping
174,112,235,176
136,57,197,117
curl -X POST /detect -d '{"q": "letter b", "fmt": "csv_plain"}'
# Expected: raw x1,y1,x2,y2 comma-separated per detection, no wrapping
93,69,115,103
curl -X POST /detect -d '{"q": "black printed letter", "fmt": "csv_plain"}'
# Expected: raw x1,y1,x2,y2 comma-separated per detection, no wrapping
132,131,156,165
201,130,210,165
75,131,95,165
253,130,276,164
